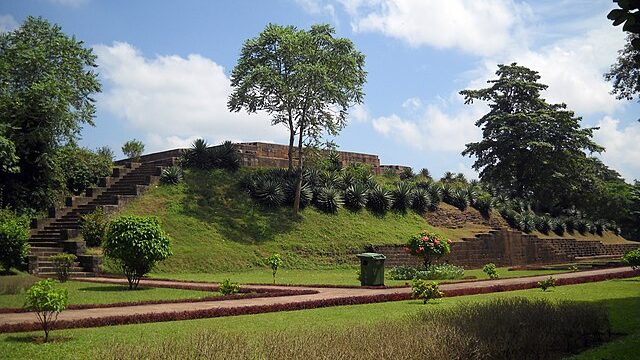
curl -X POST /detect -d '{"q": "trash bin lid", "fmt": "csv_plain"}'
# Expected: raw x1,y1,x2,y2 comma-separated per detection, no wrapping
356,252,386,260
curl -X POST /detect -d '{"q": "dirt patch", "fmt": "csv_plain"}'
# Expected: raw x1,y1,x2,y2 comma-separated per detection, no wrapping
426,203,508,229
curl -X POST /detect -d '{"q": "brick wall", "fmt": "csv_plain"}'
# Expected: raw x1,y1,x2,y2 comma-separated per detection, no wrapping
373,229,639,269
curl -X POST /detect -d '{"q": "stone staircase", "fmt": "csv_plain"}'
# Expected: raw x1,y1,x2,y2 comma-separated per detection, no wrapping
28,158,177,277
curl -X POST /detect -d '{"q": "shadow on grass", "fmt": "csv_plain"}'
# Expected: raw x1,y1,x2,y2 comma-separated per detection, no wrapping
76,286,152,292
180,169,299,244
5,335,74,344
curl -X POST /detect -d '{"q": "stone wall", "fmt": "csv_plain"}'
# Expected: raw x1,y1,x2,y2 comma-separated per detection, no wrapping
373,229,640,269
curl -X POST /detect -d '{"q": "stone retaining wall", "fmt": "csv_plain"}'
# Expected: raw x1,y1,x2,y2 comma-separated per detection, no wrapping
373,229,639,268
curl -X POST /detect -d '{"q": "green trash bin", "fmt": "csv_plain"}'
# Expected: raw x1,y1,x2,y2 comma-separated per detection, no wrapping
357,252,386,286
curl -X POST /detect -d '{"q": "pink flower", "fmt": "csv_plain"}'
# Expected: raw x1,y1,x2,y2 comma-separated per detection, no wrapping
434,239,440,246
419,246,424,252
421,236,428,241
403,247,410,254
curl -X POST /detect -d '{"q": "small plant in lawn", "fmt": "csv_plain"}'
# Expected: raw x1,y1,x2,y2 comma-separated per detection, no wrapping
411,278,444,304
266,253,283,284
388,265,418,280
23,279,68,342
160,166,183,185
623,249,640,270
538,276,557,291
568,265,580,272
482,263,499,279
104,216,173,290
0,209,30,273
121,139,145,162
415,264,465,280
49,253,77,282
405,230,452,269
219,279,240,295
80,207,108,247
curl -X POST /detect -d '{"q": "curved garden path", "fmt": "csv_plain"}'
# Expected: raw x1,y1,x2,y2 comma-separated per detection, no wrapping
0,267,636,331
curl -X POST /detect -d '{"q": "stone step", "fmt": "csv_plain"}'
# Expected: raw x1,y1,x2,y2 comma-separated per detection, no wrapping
37,266,85,273
38,271,95,277
29,241,61,247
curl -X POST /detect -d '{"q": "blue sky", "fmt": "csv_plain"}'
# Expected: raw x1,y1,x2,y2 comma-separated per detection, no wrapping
2,0,639,181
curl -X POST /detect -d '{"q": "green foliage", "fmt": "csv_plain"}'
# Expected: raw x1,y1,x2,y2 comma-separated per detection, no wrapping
405,230,452,269
366,185,391,215
49,253,77,282
399,167,414,180
0,16,101,212
104,216,173,289
449,188,470,211
516,211,536,233
209,141,240,172
390,182,414,213
253,178,286,207
623,248,640,269
410,188,431,214
0,209,30,272
122,139,145,162
551,218,566,236
538,276,557,291
605,34,640,102
96,146,114,162
411,278,443,304
57,144,112,195
343,183,369,211
219,279,240,295
182,139,210,170
461,63,605,216
160,166,183,185
314,186,343,213
80,207,109,247
419,168,432,180
23,279,68,342
473,193,493,215
387,265,418,280
415,264,465,280
266,253,284,284
482,263,499,279
535,215,553,234
608,2,640,49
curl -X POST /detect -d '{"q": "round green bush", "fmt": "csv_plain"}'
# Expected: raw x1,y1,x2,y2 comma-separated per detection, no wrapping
0,210,30,272
104,216,172,289
623,249,640,270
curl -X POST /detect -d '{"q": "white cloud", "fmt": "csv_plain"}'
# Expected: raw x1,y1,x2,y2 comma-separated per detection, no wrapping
349,103,370,122
401,97,422,111
295,0,339,24
343,0,522,56
47,0,89,7
371,101,483,152
593,116,640,181
94,42,287,152
0,14,18,33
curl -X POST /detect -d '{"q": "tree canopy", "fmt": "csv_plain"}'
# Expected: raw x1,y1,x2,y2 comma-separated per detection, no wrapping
0,16,101,212
461,63,604,213
605,34,640,104
228,23,366,213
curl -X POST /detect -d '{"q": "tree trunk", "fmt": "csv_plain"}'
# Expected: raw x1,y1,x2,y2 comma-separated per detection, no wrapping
293,123,304,215
287,111,294,171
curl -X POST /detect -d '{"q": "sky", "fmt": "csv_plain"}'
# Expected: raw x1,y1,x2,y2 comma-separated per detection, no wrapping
2,0,640,181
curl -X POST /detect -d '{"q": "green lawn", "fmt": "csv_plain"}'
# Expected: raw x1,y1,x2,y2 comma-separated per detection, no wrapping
0,275,216,309
152,266,570,286
1,277,637,359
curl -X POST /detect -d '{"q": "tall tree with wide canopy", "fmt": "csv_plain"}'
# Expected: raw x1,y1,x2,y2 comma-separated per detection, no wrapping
461,63,603,213
605,34,640,105
0,16,101,212
228,23,366,214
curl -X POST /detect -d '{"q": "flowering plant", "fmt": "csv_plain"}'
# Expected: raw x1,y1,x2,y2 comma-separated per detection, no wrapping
404,230,452,269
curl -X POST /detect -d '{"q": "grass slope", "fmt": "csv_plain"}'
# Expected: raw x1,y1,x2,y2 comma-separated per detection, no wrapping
1,277,637,359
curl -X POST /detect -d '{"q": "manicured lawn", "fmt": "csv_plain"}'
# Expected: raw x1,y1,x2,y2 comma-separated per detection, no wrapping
152,266,570,286
0,276,216,309
1,277,637,359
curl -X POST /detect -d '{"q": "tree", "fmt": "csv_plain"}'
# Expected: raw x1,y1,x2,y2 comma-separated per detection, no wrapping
266,253,283,284
122,139,145,162
608,0,640,49
460,63,603,212
605,34,640,104
0,209,29,273
229,23,366,214
104,216,172,289
24,279,68,342
0,16,101,212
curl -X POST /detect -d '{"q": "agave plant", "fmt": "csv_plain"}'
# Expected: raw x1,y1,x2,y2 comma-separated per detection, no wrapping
441,183,454,204
419,168,432,180
501,208,520,229
344,183,369,211
283,178,312,208
576,218,590,234
367,185,392,215
551,218,566,236
254,178,285,207
464,185,478,206
399,167,415,180
303,167,323,188
339,172,357,191
517,211,536,233
183,138,210,169
535,215,553,234
391,182,414,212
472,193,493,216
159,166,183,185
411,188,431,214
209,141,240,171
315,186,343,213
565,216,577,233
450,188,470,211
426,182,443,204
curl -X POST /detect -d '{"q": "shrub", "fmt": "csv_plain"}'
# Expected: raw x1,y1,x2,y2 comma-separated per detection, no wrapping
23,279,68,342
623,249,640,270
314,186,343,213
0,210,30,272
464,185,478,206
80,207,109,247
552,218,566,236
343,183,368,211
366,185,391,215
49,253,77,283
449,188,469,211
388,265,418,280
482,263,499,279
538,276,557,291
284,178,312,208
121,139,145,162
57,144,112,195
517,211,536,233
472,193,493,216
426,182,443,205
160,166,182,185
219,279,240,295
415,263,465,280
535,215,553,234
419,168,432,180
182,138,210,169
266,253,283,284
104,216,173,290
209,141,240,171
399,167,414,180
594,220,607,236
390,182,414,212
96,145,114,161
253,178,285,207
405,230,452,269
411,278,443,304
410,188,431,214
